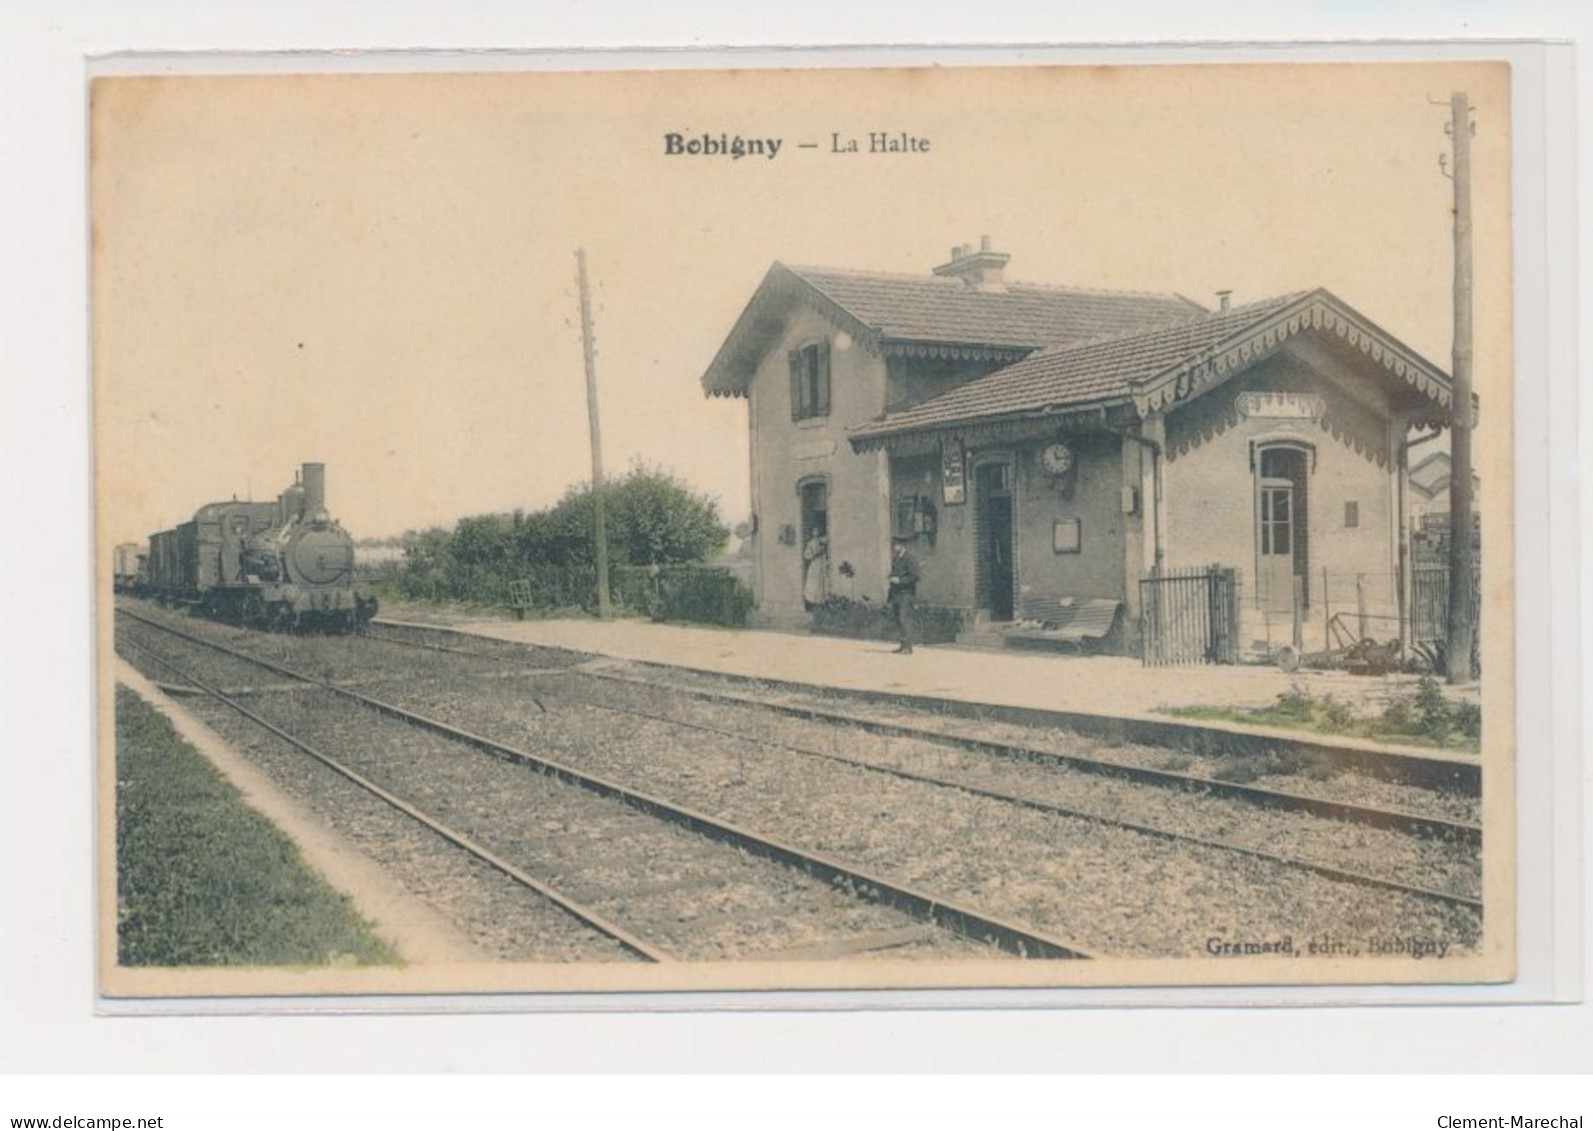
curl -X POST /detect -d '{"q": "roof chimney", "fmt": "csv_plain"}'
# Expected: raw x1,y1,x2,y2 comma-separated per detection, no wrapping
1216,290,1233,312
933,235,1010,293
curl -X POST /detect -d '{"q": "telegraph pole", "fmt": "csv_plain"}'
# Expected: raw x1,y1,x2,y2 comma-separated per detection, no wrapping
575,248,613,619
1444,91,1476,683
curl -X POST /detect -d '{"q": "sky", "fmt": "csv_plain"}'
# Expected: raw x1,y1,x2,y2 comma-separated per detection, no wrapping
91,61,1511,545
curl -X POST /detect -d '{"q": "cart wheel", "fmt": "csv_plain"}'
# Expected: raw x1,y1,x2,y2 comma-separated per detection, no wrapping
1273,645,1299,673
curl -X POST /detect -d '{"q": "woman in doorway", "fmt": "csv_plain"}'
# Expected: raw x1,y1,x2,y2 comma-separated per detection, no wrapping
802,530,829,609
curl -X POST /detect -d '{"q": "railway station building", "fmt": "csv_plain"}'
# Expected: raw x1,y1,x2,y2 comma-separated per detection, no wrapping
700,241,1458,660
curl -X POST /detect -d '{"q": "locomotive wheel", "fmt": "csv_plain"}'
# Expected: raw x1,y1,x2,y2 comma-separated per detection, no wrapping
241,593,267,628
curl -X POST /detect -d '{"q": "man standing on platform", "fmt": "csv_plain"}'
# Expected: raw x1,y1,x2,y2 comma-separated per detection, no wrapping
887,537,920,655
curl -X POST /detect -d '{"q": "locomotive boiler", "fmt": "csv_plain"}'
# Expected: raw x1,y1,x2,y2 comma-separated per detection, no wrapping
144,462,377,631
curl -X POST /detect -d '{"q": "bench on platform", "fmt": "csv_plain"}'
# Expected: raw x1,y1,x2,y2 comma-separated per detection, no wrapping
1006,596,1124,653
506,578,533,620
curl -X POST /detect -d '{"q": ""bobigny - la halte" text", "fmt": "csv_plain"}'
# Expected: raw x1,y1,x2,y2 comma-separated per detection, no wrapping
663,131,933,160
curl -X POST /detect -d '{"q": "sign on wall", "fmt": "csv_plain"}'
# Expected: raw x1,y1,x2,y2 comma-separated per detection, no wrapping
1235,391,1326,420
940,441,967,505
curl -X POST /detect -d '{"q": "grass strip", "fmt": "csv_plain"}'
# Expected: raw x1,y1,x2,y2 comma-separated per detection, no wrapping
115,685,402,968
1167,677,1481,755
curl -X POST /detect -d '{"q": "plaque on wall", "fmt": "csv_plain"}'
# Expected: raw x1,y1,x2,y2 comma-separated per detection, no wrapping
1053,518,1082,553
940,441,966,505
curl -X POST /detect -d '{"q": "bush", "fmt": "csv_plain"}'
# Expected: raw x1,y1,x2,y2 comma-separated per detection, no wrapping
1317,694,1355,731
809,597,966,644
388,466,733,612
1178,676,1480,753
520,464,730,568
1273,684,1315,721
1369,677,1481,748
640,566,754,628
1408,637,1482,680
809,596,887,638
1380,695,1417,734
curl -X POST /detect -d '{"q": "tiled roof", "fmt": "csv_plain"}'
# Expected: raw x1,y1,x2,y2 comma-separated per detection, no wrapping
701,261,1203,396
787,265,1204,349
850,292,1311,441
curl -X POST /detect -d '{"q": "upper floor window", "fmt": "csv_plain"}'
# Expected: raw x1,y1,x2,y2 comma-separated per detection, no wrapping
789,341,831,421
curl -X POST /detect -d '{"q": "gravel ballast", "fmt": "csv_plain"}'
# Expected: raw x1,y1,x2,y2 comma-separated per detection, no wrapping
116,606,1485,963
118,615,1002,963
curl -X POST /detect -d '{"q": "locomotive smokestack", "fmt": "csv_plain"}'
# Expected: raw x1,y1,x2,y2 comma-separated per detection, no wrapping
302,462,326,516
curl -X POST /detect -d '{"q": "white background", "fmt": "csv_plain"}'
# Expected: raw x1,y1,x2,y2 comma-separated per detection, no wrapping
1,0,1588,1114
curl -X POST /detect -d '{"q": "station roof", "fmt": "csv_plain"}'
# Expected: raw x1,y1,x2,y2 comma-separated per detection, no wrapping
850,288,1458,449
700,262,1202,397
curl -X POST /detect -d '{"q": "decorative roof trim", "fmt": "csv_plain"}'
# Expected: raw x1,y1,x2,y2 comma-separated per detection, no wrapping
1132,292,1454,418
700,263,881,398
850,401,1132,454
881,342,1032,362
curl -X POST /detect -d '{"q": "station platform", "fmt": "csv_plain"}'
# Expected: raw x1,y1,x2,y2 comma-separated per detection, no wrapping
378,604,1480,761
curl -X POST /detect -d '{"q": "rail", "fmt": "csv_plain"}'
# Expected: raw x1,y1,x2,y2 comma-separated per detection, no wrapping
117,607,1097,960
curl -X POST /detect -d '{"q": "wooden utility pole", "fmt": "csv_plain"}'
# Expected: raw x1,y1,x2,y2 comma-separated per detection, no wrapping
1445,91,1476,683
575,248,613,619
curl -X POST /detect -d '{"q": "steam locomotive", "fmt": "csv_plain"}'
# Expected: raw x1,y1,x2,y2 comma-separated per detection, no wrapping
143,462,377,631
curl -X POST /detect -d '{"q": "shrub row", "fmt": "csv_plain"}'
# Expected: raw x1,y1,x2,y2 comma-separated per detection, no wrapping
641,565,755,629
808,596,967,645
386,561,754,629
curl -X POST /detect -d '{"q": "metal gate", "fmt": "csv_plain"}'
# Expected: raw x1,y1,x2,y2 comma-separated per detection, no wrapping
1140,565,1239,667
1410,563,1481,645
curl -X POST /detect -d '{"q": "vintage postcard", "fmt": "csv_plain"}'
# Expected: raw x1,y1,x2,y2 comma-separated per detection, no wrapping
93,60,1514,998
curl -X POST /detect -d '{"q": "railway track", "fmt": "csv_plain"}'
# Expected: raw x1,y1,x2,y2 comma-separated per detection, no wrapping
116,606,1096,961
115,603,1483,958
501,672,1482,914
353,621,1481,917
361,621,1479,842
575,669,1480,841
120,634,667,962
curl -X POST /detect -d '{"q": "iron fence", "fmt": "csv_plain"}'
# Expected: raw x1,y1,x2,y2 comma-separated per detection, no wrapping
1139,565,1239,667
1410,563,1481,645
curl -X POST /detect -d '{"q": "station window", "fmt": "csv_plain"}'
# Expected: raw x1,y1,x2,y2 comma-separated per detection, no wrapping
799,478,829,543
1344,500,1360,528
789,341,831,421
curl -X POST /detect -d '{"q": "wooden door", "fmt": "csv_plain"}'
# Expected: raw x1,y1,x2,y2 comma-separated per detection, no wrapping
977,462,1015,621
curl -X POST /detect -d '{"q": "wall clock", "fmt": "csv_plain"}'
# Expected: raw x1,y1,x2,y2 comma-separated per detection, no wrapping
1040,442,1074,475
